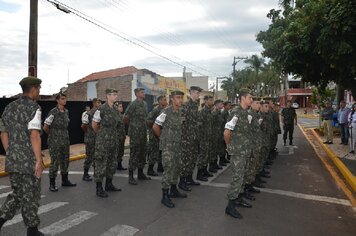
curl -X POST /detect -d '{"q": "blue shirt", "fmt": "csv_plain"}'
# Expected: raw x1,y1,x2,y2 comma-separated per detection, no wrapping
337,107,350,124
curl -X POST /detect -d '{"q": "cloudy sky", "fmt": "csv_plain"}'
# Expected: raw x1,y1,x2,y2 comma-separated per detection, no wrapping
0,0,280,96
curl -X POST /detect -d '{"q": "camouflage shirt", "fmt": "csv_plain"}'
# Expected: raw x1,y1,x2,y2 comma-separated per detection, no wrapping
82,108,98,144
271,110,281,134
2,96,42,174
117,112,126,142
124,99,147,139
147,105,163,143
0,118,5,132
281,107,296,125
45,106,70,147
249,110,263,146
199,106,213,142
181,99,200,140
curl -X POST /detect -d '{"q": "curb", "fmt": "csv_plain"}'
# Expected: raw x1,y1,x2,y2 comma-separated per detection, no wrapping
310,129,356,192
0,154,87,177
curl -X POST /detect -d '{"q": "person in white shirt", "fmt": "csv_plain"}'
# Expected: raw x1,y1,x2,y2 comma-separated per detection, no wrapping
348,103,356,153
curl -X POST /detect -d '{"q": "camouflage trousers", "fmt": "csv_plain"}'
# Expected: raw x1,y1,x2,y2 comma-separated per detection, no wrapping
117,138,125,163
197,142,212,169
49,145,70,178
94,144,118,183
0,173,41,227
244,152,258,185
147,140,161,165
271,133,279,150
259,146,269,172
83,141,95,170
129,138,147,171
179,139,199,177
161,144,180,189
227,153,247,200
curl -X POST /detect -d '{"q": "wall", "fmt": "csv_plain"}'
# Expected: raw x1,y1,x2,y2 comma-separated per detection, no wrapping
66,82,87,101
96,75,132,102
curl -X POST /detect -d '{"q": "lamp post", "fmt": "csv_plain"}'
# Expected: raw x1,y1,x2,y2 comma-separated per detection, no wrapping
28,0,38,77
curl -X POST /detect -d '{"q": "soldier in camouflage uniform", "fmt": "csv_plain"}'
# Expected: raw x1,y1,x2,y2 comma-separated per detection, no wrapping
44,93,76,192
152,90,187,208
0,77,45,236
146,95,168,176
224,88,254,219
221,101,232,162
178,86,202,190
81,98,101,181
114,101,127,171
124,87,150,185
281,100,297,146
196,95,214,182
92,88,122,198
271,101,282,152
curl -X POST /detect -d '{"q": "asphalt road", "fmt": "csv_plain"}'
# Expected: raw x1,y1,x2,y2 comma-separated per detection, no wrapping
0,126,355,236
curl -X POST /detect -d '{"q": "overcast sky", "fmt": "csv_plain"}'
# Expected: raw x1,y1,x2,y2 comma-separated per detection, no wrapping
0,0,280,96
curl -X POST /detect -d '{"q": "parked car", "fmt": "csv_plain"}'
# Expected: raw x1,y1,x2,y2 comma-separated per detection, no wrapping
291,102,299,109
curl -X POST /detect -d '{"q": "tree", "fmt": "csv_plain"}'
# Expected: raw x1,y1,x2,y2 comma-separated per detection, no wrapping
220,77,238,102
244,55,265,96
257,0,356,98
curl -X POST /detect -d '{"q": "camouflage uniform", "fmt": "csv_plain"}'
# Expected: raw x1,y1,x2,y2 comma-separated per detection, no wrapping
156,107,183,189
271,110,281,149
93,103,121,182
0,96,42,227
45,106,70,178
212,108,226,159
146,106,163,166
124,100,148,170
259,112,271,170
281,107,296,143
82,107,98,170
180,99,200,177
197,105,213,169
117,112,126,163
226,105,253,200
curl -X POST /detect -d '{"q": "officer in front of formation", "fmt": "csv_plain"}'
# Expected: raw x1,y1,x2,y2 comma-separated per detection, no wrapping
0,76,45,236
153,90,187,208
44,93,76,192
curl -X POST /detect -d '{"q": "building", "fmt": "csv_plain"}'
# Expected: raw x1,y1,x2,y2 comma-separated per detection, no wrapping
279,76,312,108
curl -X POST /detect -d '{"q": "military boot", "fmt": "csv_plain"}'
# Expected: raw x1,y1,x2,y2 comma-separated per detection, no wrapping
221,155,230,164
82,168,92,181
225,200,243,219
169,184,187,198
157,162,164,173
241,189,256,201
147,164,158,176
105,178,121,192
208,162,217,173
289,139,293,146
196,169,208,182
0,217,7,229
185,174,200,186
259,171,271,178
203,167,214,177
138,168,151,180
96,182,108,198
252,179,265,188
257,175,267,183
284,139,287,146
27,226,44,236
117,161,127,171
234,196,252,208
246,184,260,193
178,177,192,191
214,159,223,170
49,177,58,192
161,188,174,208
61,173,76,187
219,156,227,166
128,170,137,185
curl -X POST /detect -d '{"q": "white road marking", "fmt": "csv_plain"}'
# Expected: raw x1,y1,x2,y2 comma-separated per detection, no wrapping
4,202,68,227
0,191,45,199
0,185,9,190
100,224,139,236
41,211,97,236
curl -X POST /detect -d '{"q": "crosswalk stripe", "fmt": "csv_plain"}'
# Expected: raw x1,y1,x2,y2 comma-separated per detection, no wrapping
0,185,9,190
4,202,68,227
100,224,139,236
0,191,12,199
40,211,97,236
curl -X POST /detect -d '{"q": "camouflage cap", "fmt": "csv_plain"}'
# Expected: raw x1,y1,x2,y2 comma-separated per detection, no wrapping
189,86,203,92
239,88,251,96
203,95,213,100
223,101,231,105
252,96,260,101
170,90,184,96
262,96,272,101
105,88,117,94
134,87,145,93
19,76,42,87
214,99,223,105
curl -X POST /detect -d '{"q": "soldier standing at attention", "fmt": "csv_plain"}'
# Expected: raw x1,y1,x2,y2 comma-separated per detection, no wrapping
92,88,122,198
0,77,45,236
81,98,101,181
224,88,254,219
114,101,128,171
153,90,187,208
281,100,297,146
124,87,150,185
210,99,225,171
221,101,232,162
179,86,202,189
44,93,76,192
146,95,168,176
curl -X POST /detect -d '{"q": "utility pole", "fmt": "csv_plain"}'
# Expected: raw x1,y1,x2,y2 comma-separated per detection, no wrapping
232,56,248,78
28,0,38,77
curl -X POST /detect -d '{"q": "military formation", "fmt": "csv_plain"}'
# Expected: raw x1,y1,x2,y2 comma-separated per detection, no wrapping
0,77,286,235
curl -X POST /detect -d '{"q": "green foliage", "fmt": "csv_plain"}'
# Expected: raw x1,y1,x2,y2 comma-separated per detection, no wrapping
310,87,336,107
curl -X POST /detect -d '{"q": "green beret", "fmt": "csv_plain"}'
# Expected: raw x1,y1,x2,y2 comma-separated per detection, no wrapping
260,100,269,105
204,95,213,100
105,88,117,94
134,87,145,93
190,86,203,92
19,76,42,87
171,90,184,96
238,88,251,95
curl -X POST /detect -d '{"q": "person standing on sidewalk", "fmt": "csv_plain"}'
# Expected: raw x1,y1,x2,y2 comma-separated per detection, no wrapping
321,101,334,144
44,93,76,192
281,100,297,146
337,100,350,145
0,76,45,236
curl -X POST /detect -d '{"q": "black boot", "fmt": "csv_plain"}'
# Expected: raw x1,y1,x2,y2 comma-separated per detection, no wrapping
203,167,213,177
61,173,76,187
138,168,151,180
289,140,293,146
96,182,108,198
27,226,44,236
225,200,243,219
257,175,267,183
0,217,7,229
246,184,260,193
284,139,287,146
226,154,231,161
196,169,208,182
49,177,58,192
252,178,265,188
241,189,256,201
222,155,230,164
235,195,252,208
157,162,164,173
82,168,92,181
105,178,121,191
161,188,174,208
261,169,270,175
128,170,137,185
214,160,223,170
147,164,158,176
178,177,192,191
185,174,200,186
169,184,187,198
219,156,227,166
117,161,127,171
208,162,218,173
260,171,271,178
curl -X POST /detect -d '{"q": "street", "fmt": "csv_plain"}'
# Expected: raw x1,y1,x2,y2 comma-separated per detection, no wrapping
0,126,355,236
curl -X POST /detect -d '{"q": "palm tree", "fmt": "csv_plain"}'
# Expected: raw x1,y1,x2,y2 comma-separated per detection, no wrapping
244,55,266,96
221,77,238,102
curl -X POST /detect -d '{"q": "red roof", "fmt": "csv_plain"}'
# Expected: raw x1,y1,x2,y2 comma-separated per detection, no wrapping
76,66,139,83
